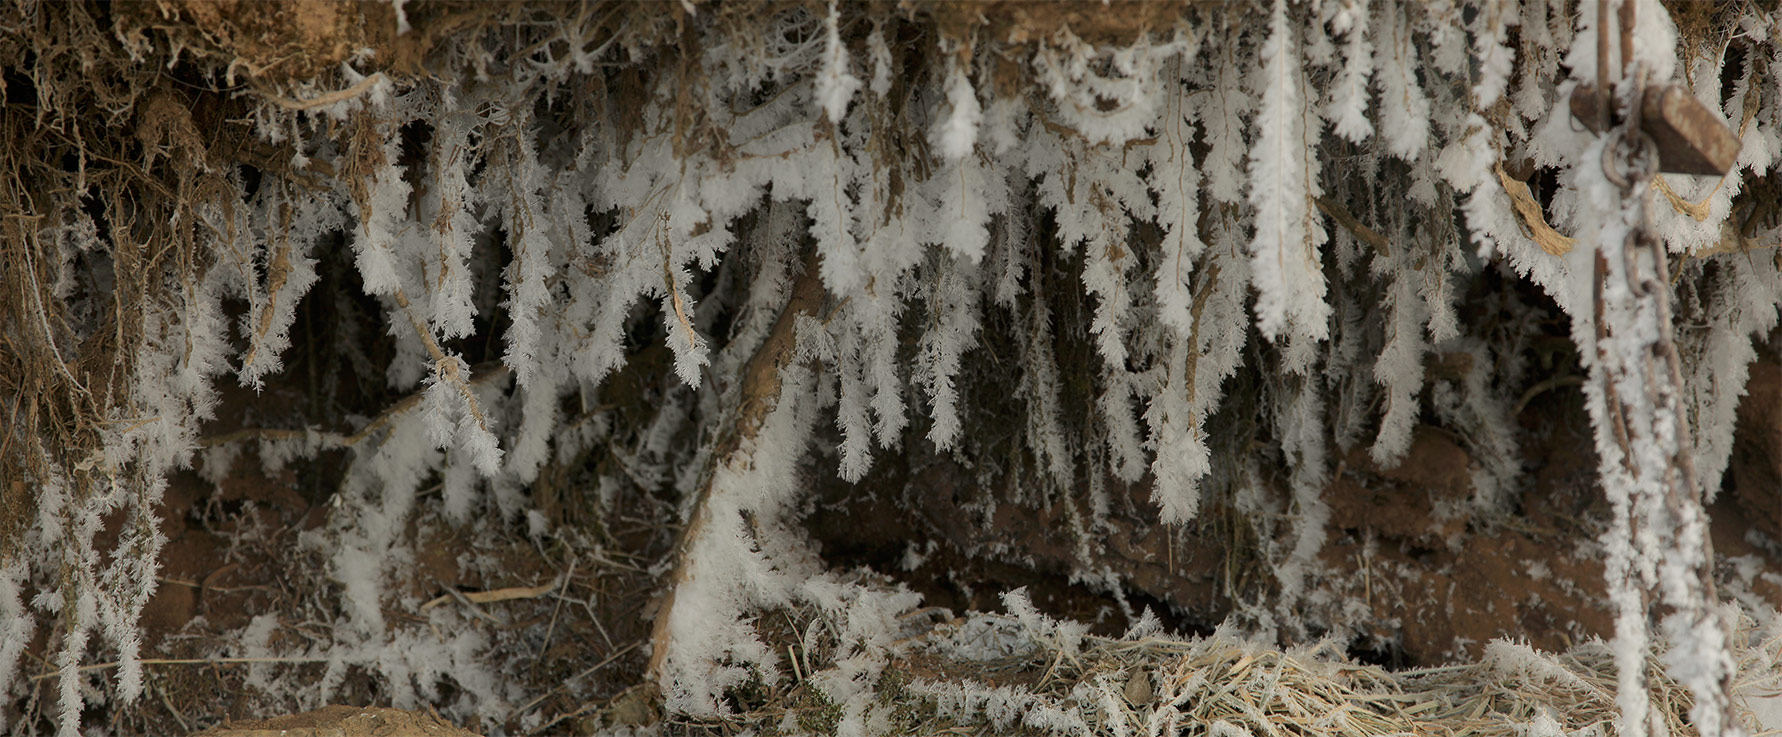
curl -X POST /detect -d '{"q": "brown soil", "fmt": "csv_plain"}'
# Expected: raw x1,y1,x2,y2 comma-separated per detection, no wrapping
10,375,663,734
1733,359,1782,542
190,705,480,737
920,1,1202,45
806,359,1782,668
22,293,1776,731
113,1,526,85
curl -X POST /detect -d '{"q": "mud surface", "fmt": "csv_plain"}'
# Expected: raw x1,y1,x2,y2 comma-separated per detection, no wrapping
806,359,1782,668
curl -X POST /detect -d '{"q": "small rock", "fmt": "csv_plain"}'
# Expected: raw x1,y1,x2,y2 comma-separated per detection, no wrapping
1123,668,1154,707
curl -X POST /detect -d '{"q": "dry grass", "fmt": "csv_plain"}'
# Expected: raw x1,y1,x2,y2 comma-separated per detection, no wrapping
669,607,1780,737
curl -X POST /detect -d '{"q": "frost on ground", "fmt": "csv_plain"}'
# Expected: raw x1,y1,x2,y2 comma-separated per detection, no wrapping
3,1,1782,736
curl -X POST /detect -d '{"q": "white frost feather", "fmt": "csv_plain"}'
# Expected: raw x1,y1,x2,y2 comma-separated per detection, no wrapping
1247,0,1330,344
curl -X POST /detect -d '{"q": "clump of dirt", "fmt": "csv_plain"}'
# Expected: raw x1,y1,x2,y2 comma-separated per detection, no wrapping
111,0,518,85
191,705,480,737
118,0,366,82
918,0,1199,45
113,1,646,90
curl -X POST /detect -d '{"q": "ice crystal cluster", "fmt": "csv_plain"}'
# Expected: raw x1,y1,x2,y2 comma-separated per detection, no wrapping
3,0,1782,735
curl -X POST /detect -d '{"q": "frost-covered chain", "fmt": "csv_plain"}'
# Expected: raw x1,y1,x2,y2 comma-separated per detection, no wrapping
1586,21,1739,737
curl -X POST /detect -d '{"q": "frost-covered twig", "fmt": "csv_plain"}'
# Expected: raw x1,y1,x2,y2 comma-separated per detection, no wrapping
260,72,389,112
647,250,824,680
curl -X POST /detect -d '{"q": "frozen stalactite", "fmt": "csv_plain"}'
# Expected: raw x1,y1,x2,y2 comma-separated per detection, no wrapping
1370,246,1429,466
1273,373,1332,610
916,252,984,451
1248,0,1329,346
1374,0,1432,162
815,0,859,125
1149,57,1206,340
932,53,982,164
348,133,411,298
1326,0,1374,143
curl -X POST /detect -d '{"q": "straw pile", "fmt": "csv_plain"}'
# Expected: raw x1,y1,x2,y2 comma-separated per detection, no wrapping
690,609,1782,737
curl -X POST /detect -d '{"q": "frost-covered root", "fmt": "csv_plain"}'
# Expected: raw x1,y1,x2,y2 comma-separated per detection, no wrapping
645,253,928,721
646,255,824,707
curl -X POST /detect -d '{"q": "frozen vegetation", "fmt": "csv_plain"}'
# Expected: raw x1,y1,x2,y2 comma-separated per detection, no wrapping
3,0,1782,735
